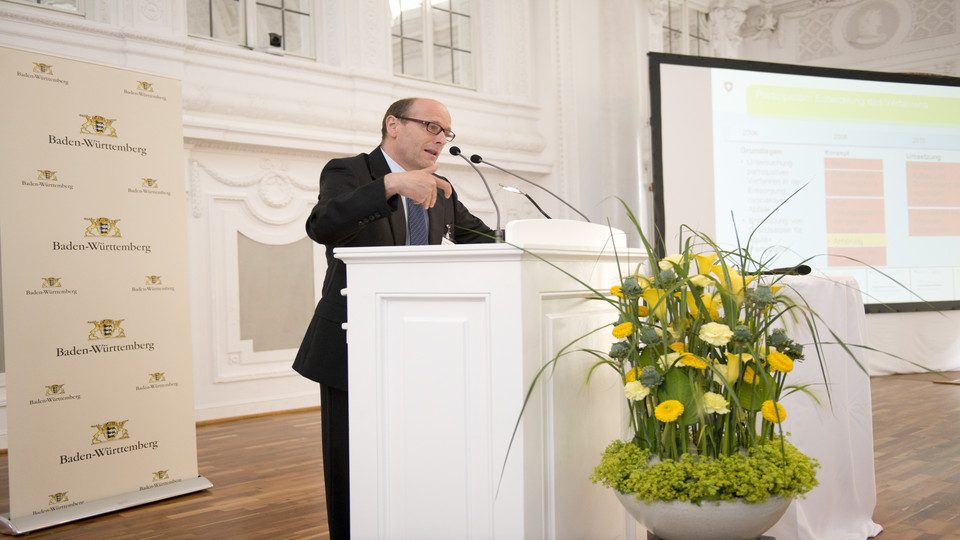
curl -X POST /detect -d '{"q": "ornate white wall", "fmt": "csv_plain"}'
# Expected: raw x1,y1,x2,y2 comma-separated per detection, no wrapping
0,0,957,440
740,0,958,75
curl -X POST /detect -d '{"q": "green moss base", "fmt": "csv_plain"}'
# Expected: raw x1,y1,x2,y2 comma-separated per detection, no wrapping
590,437,819,504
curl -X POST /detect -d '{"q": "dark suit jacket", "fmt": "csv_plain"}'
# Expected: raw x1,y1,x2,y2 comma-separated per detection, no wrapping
293,147,495,390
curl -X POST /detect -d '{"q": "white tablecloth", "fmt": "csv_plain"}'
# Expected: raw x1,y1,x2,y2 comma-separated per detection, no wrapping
766,275,882,540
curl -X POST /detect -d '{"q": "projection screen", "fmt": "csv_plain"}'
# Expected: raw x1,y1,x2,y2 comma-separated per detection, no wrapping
649,52,960,313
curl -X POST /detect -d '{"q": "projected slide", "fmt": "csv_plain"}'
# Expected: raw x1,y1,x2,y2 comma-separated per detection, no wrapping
652,54,960,308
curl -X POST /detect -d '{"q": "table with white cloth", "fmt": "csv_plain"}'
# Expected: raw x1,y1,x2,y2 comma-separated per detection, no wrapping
765,275,883,540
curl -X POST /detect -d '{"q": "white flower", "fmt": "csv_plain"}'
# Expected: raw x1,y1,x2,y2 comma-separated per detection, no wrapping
624,381,650,401
699,322,734,346
657,352,682,371
703,392,730,414
658,253,684,271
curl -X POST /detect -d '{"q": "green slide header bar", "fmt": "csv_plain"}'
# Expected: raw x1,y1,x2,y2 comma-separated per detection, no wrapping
747,85,960,125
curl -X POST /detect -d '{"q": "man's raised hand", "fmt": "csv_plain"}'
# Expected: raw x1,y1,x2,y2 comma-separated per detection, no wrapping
384,164,452,208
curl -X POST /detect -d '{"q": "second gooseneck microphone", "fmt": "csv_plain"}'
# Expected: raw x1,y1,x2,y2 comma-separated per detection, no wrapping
470,154,591,223
449,146,504,242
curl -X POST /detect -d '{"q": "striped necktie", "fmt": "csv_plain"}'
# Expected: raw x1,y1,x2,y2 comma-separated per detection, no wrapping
405,197,429,245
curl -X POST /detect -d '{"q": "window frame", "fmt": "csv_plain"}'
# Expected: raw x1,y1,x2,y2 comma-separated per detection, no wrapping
391,0,476,89
662,0,709,56
2,0,84,15
186,0,316,59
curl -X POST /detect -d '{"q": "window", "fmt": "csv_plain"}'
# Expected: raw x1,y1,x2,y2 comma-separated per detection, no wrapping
3,0,82,14
663,1,709,56
391,0,474,88
187,0,242,45
187,0,314,58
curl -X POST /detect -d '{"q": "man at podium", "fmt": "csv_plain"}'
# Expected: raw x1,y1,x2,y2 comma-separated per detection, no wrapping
293,97,495,539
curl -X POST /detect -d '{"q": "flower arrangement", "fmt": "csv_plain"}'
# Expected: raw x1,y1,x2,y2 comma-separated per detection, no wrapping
585,220,822,504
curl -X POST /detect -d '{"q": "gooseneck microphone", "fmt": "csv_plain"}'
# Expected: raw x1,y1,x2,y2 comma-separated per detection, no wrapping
758,264,812,276
449,146,504,242
470,154,592,223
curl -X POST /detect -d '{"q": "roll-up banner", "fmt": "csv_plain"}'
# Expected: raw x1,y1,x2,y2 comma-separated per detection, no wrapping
0,45,210,534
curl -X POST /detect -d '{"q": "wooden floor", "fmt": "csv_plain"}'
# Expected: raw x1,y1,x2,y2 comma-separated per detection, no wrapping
871,371,960,540
1,372,958,539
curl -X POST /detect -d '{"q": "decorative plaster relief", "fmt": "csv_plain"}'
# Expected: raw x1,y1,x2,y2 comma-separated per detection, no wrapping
843,0,899,49
552,0,569,200
199,159,313,191
907,0,956,41
258,174,296,208
509,2,532,96
139,0,163,22
744,2,778,41
646,0,667,53
710,7,748,58
360,0,384,69
190,160,202,218
190,159,316,222
776,0,862,48
921,58,958,76
648,0,667,24
934,59,957,75
798,11,841,61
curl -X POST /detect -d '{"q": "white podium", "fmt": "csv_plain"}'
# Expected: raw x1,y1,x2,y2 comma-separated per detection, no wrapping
338,220,642,540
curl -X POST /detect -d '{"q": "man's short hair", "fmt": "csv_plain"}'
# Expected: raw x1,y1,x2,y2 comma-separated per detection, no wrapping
381,98,418,141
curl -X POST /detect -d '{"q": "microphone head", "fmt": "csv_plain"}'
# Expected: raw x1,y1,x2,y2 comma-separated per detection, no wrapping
470,154,483,163
449,146,461,156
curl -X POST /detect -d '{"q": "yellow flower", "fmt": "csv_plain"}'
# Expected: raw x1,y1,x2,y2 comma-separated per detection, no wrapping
711,266,757,296
723,360,738,383
699,322,733,346
611,285,623,298
694,253,718,275
742,366,759,384
725,352,754,363
676,290,700,316
624,366,642,383
701,293,721,319
668,342,686,353
612,322,633,339
658,253,684,271
703,392,730,414
655,400,684,422
679,352,708,370
766,351,794,373
636,305,650,317
723,352,753,383
689,274,713,288
624,381,650,401
642,288,667,320
761,400,787,423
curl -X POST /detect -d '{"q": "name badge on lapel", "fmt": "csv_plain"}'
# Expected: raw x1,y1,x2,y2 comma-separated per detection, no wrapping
441,224,455,245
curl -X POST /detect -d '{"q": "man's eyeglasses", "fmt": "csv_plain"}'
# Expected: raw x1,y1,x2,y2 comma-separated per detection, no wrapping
396,116,456,142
